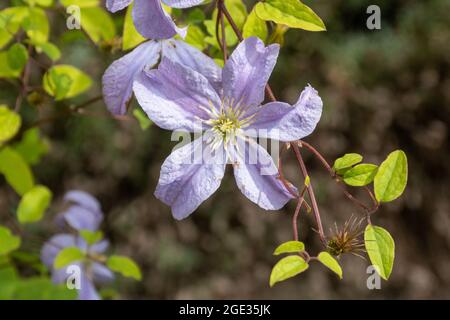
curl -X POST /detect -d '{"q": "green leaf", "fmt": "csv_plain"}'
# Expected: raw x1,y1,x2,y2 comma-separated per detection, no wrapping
17,185,52,224
14,128,50,165
54,247,85,269
317,252,342,279
24,0,54,7
0,147,34,195
343,164,378,187
22,7,49,43
122,3,145,51
43,65,92,100
0,7,29,49
243,7,268,42
255,0,326,32
133,108,152,131
273,241,305,255
374,150,408,202
79,230,103,246
0,106,21,145
34,42,61,61
107,255,142,281
60,0,99,7
270,255,308,287
80,7,116,43
333,153,363,174
186,8,206,24
0,226,21,255
185,25,207,51
7,43,28,71
0,52,22,78
364,225,395,280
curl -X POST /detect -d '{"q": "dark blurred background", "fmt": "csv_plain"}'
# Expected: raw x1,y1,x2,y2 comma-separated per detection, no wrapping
1,0,449,299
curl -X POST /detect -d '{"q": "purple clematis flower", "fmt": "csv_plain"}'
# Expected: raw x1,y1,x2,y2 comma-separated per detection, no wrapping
41,191,113,300
106,0,204,39
102,39,221,115
133,37,323,219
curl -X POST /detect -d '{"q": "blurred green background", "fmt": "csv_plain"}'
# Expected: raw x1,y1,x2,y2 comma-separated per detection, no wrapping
1,0,449,299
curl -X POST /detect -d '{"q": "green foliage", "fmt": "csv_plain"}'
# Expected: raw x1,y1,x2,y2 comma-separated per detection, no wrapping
204,0,247,48
0,44,29,78
133,108,152,131
374,150,408,202
0,266,77,300
54,247,85,269
24,0,54,7
333,153,363,174
270,255,308,287
79,7,116,44
7,43,28,72
0,106,21,145
273,241,305,255
185,25,207,51
33,41,61,61
364,225,395,280
243,7,268,42
80,230,103,246
0,147,34,195
317,252,342,279
255,0,326,32
107,255,142,281
14,128,50,165
60,0,99,7
0,226,21,256
343,164,378,187
17,185,52,224
43,65,92,100
0,7,29,49
122,3,145,51
23,7,49,43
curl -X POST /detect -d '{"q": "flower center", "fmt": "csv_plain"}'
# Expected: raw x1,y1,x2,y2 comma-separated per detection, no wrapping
200,98,257,150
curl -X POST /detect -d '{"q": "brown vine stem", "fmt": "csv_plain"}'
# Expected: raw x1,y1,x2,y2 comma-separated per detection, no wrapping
292,143,326,244
216,0,228,61
15,44,33,112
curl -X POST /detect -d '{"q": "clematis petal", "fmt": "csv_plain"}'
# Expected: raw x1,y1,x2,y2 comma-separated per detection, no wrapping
133,58,222,132
41,234,77,267
230,137,295,210
155,137,226,220
78,273,100,300
222,37,279,109
133,0,187,40
62,205,103,231
102,40,161,115
92,263,115,284
106,0,132,12
64,190,101,213
244,85,323,142
161,0,204,8
89,240,109,254
162,39,222,92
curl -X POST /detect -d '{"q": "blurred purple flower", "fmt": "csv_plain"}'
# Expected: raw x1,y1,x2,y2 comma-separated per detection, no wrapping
55,190,103,231
41,191,113,300
102,39,220,115
132,37,323,219
106,0,204,39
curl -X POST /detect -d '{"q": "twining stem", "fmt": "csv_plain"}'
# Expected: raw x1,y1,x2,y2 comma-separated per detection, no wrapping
292,186,308,241
216,0,228,61
292,143,326,244
15,44,33,112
